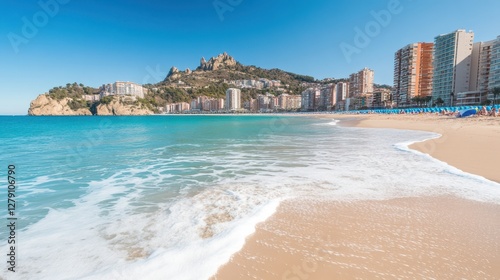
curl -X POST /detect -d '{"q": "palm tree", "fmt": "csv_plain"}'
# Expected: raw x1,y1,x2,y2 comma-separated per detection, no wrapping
411,97,417,107
424,96,432,107
491,87,500,106
412,96,426,107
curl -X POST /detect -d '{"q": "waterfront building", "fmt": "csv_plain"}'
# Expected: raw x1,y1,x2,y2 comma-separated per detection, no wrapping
488,36,500,103
100,81,145,99
457,39,495,105
349,68,374,98
225,88,241,111
319,84,336,110
393,42,434,105
165,102,190,113
301,88,320,111
432,29,474,106
336,82,349,103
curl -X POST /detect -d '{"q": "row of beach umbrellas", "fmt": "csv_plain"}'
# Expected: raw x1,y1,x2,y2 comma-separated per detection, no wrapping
342,105,500,115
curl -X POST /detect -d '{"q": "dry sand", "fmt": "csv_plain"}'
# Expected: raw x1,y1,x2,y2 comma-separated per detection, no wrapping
212,114,500,280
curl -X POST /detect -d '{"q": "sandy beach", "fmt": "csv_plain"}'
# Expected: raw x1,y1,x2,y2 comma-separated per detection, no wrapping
212,114,500,279
338,114,500,183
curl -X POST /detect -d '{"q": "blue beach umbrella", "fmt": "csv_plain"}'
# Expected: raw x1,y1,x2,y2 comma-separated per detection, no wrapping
457,108,477,118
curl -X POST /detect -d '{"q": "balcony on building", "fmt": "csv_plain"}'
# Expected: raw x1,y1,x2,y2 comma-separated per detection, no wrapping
456,91,483,106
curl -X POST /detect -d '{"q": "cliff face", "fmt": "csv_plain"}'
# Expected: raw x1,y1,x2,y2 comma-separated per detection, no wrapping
28,94,154,116
165,52,238,81
96,96,153,116
28,95,92,116
198,52,237,71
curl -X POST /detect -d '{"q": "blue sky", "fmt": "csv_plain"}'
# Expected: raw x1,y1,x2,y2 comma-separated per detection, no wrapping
1,0,499,115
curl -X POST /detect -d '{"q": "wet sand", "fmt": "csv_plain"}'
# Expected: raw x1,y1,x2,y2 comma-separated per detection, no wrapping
213,197,500,279
212,114,500,280
340,114,500,183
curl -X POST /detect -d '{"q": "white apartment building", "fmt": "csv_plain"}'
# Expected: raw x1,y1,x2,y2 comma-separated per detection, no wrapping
100,81,145,99
225,88,241,111
336,82,349,103
432,30,474,106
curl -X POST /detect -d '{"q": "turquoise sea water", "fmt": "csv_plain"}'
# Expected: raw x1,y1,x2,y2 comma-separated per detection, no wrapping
0,115,499,280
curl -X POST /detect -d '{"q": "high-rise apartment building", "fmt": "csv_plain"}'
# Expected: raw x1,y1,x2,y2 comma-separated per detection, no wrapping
257,93,275,111
165,102,190,113
336,82,349,103
319,84,336,110
470,40,495,94
393,42,434,105
225,88,241,111
277,94,289,110
348,68,374,108
213,98,225,111
301,88,320,111
432,30,474,106
489,36,500,91
456,39,497,105
349,68,374,97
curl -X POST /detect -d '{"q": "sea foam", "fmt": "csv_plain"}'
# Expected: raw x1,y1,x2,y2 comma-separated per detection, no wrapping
1,116,499,280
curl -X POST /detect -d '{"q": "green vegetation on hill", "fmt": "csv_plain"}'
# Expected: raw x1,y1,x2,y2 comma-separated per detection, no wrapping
99,96,114,105
192,83,229,99
48,82,98,100
139,61,321,108
46,83,98,111
374,84,392,90
141,83,230,109
68,99,91,110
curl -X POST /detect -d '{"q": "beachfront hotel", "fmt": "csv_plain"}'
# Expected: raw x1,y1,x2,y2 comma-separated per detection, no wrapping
431,30,474,106
393,42,434,106
459,39,497,105
225,88,241,111
100,81,146,99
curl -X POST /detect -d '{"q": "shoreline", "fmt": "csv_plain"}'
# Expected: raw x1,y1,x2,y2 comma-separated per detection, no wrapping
212,114,500,279
330,114,500,183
